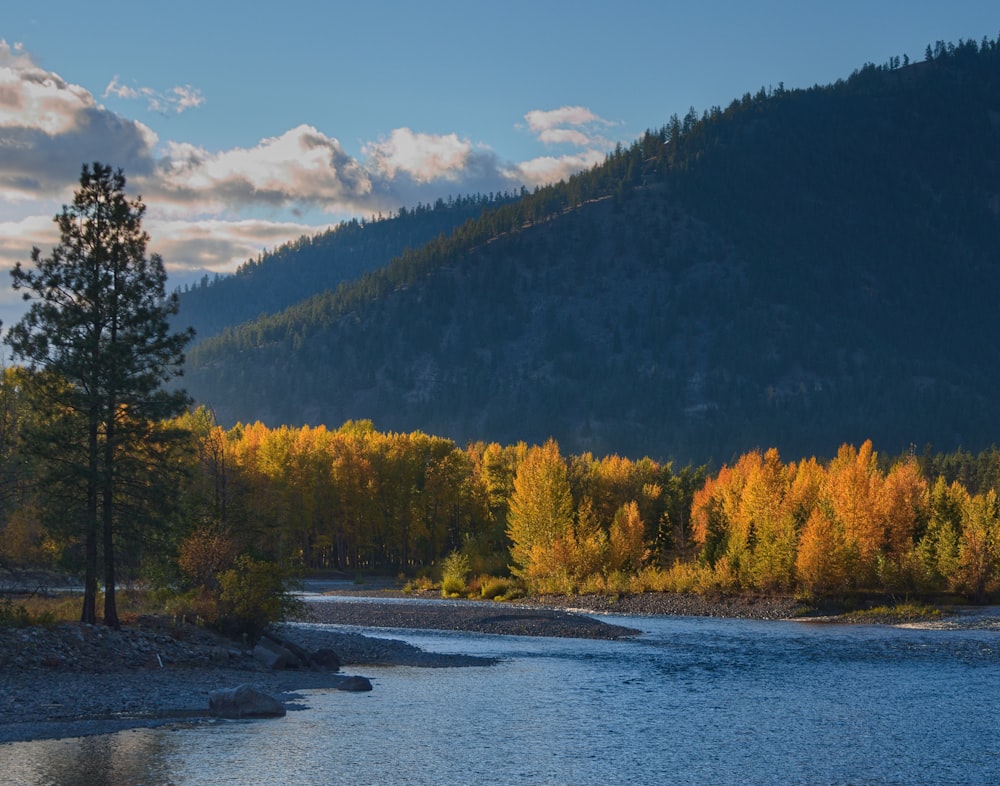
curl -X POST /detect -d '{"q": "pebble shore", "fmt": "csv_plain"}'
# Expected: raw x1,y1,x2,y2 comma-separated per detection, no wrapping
0,599,628,743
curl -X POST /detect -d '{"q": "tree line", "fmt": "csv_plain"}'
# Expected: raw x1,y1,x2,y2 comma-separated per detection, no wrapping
5,386,1000,606
689,442,1000,601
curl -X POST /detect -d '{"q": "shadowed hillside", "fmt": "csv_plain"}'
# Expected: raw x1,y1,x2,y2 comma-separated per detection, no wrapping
183,38,1000,464
177,192,519,340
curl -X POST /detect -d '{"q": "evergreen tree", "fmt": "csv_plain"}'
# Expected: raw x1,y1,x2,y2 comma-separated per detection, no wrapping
5,163,194,627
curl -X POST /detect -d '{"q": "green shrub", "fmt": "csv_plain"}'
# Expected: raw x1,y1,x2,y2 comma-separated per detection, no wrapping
840,602,943,624
479,576,511,600
217,555,303,643
0,597,30,627
440,551,470,597
403,575,436,594
0,594,76,627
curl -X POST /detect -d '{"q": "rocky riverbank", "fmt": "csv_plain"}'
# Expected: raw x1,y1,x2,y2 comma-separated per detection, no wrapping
0,612,500,744
0,597,640,743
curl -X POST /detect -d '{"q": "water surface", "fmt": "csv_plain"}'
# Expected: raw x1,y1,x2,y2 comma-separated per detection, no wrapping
2,610,997,785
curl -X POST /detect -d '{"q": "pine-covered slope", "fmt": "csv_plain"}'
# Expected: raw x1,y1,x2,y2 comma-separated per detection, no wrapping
183,40,1000,464
176,193,518,341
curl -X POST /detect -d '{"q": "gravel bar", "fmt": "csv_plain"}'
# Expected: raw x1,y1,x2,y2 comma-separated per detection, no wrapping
302,597,641,639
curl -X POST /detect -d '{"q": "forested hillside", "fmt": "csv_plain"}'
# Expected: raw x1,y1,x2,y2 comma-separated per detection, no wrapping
184,38,1000,465
176,192,519,340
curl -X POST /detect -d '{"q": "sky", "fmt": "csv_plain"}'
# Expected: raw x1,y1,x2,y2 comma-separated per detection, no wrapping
1,1,998,327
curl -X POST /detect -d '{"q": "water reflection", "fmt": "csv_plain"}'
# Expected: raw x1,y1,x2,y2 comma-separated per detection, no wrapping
3,730,175,785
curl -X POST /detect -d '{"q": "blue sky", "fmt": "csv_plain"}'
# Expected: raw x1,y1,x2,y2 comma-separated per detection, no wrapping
1,1,998,325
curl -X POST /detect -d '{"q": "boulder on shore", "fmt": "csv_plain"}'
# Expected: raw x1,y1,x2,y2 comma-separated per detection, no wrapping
253,632,342,671
336,675,373,692
208,684,287,718
253,637,300,670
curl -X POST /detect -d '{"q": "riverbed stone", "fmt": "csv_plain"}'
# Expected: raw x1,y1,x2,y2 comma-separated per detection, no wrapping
208,684,286,718
337,675,373,692
309,648,341,671
253,637,300,670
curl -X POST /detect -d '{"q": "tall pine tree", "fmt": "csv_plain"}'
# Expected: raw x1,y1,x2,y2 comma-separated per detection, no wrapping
5,163,194,627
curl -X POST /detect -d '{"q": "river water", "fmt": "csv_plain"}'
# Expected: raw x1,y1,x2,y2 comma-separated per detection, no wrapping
2,607,998,785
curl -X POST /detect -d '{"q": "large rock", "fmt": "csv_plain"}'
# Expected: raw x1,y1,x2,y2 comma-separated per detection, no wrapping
337,675,373,692
309,648,341,672
208,684,286,718
255,632,341,672
253,637,301,670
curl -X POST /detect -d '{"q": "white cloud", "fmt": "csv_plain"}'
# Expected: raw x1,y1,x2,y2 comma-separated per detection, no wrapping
1,40,616,223
0,212,59,264
361,128,532,208
146,216,324,274
103,76,205,114
510,150,608,188
0,212,61,328
522,105,617,149
364,128,477,184
525,106,602,133
0,39,158,198
143,125,374,215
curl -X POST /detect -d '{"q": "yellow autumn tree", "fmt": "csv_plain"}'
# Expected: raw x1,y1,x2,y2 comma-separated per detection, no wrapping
822,441,883,586
608,500,648,573
507,439,576,591
739,448,798,590
957,490,1000,601
795,506,851,595
878,458,928,589
690,449,798,590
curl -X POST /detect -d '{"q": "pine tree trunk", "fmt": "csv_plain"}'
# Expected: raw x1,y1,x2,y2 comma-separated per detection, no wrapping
102,404,119,629
81,527,98,625
102,490,119,629
81,415,100,625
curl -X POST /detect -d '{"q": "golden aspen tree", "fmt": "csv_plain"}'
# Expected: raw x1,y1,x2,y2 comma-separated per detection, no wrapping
739,448,798,590
785,457,824,527
507,438,575,589
691,464,739,567
796,506,850,595
573,496,608,579
957,490,1000,601
822,441,883,584
328,424,376,569
608,500,648,573
878,458,928,588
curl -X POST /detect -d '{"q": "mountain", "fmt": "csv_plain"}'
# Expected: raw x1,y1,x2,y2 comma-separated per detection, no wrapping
182,38,1000,465
176,192,520,340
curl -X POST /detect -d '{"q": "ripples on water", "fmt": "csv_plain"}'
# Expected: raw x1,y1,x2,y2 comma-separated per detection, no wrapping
2,613,998,785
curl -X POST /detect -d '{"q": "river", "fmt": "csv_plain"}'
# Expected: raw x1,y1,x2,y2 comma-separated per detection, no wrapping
1,606,998,785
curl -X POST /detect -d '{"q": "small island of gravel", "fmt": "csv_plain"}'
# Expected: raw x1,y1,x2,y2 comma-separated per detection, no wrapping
301,596,642,638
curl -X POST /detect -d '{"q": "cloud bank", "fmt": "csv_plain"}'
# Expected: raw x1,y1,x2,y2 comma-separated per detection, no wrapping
0,41,157,200
0,40,617,292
